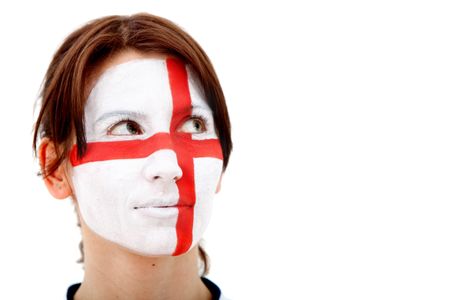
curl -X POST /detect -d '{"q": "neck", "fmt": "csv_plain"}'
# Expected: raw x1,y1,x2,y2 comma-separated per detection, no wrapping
75,223,211,300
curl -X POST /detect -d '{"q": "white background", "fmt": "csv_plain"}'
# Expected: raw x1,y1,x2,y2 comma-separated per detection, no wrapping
0,0,449,299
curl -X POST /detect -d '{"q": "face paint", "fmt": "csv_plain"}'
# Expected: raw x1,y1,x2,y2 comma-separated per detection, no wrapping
69,58,223,256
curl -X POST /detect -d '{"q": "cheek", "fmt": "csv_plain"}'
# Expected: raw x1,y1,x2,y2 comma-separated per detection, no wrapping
71,160,143,226
194,158,223,200
192,158,223,242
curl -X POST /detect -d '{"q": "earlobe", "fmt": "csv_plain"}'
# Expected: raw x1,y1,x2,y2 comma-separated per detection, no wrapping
39,138,73,200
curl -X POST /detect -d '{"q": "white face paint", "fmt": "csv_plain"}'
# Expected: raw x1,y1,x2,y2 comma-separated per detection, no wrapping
69,58,223,256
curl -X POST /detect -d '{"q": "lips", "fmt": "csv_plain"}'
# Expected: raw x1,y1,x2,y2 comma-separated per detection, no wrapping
133,204,191,209
133,204,173,209
131,198,177,210
132,202,193,219
131,198,194,210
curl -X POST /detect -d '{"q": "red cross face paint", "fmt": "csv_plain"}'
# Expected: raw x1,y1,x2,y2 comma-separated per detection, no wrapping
69,58,223,256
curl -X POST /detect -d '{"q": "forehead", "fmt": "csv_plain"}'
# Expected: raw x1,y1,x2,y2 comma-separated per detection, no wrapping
86,59,172,114
84,56,210,123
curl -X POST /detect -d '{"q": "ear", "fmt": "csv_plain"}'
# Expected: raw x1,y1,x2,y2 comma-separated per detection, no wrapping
38,138,73,200
215,173,223,193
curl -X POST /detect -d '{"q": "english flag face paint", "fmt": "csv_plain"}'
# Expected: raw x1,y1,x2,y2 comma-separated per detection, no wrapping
69,58,223,256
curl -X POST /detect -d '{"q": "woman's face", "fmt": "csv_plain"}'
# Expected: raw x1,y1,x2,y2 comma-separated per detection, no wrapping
68,51,223,256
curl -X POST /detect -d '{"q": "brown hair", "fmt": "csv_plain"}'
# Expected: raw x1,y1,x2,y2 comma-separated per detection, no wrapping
33,13,232,276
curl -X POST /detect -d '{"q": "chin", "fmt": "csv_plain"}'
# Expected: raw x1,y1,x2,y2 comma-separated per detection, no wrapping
112,226,182,257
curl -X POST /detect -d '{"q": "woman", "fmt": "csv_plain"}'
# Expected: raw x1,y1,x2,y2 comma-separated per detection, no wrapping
33,13,232,300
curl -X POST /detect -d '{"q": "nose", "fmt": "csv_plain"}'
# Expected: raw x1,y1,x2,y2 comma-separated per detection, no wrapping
142,149,183,182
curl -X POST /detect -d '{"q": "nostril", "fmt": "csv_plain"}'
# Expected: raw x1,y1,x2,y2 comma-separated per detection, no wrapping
151,175,179,181
142,150,183,182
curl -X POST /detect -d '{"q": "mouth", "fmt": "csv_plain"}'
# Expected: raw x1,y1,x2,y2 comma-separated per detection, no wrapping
132,203,192,218
133,204,192,209
133,205,173,209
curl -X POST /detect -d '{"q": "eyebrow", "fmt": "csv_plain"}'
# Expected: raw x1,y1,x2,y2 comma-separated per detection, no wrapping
95,110,147,125
95,105,211,125
172,104,212,116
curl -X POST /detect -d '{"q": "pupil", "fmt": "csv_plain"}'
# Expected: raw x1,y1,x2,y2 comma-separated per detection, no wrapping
194,120,201,131
126,122,138,134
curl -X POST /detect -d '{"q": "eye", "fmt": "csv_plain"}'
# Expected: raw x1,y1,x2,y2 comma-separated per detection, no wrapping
179,116,207,134
107,119,143,136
